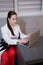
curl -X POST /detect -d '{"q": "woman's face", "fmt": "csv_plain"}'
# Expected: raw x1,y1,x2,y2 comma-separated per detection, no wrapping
8,15,17,26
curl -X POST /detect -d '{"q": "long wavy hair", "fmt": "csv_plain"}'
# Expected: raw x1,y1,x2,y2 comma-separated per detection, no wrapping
7,11,17,36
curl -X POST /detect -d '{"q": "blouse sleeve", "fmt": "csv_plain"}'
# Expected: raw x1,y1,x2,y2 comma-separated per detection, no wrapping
1,27,18,45
18,25,28,39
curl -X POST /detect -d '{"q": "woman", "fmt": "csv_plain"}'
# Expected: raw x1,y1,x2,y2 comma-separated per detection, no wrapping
1,11,30,65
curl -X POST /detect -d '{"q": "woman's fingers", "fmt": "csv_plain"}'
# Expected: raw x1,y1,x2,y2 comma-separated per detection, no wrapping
27,34,31,38
21,39,28,43
18,38,29,43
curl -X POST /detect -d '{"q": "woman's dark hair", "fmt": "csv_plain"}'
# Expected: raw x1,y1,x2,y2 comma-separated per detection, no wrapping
7,11,17,35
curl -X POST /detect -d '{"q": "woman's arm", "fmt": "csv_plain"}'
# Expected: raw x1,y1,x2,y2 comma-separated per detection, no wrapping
17,25,31,43
18,25,31,38
18,25,28,39
1,27,28,44
1,27,18,45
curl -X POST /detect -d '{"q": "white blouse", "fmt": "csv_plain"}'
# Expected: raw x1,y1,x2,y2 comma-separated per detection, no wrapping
1,24,27,45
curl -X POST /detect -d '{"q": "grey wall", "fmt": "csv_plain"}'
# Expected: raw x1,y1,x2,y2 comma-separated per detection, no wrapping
0,15,43,39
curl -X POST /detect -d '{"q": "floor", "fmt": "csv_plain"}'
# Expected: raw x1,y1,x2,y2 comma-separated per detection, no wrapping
27,62,43,65
34,62,43,65
29,62,43,65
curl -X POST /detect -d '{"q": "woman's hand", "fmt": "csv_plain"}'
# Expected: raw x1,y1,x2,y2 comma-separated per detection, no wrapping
27,33,31,38
17,34,31,44
17,38,28,44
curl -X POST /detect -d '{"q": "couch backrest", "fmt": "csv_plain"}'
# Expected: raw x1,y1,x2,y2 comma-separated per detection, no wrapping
0,18,7,40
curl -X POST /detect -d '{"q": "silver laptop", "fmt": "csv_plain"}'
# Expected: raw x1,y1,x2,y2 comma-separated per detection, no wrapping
19,30,40,47
28,30,40,47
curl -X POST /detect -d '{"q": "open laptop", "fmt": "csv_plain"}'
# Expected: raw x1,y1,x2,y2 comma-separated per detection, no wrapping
19,30,40,47
28,30,40,47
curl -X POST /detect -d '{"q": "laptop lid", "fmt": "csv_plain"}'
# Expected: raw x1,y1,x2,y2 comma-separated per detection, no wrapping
29,30,40,47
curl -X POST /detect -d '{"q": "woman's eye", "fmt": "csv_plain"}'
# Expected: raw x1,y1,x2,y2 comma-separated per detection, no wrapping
13,18,17,20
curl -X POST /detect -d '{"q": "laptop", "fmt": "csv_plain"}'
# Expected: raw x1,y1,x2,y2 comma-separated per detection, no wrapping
19,30,40,47
28,30,40,47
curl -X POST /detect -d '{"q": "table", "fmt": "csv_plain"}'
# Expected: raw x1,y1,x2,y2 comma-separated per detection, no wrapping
17,36,43,65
